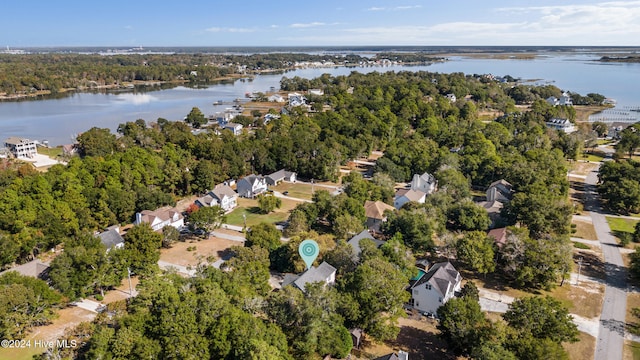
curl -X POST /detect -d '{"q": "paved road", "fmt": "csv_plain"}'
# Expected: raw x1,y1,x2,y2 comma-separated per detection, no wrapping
585,165,627,360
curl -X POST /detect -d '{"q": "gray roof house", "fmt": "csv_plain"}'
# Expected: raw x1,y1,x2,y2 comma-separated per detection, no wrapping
265,169,297,186
282,261,337,292
236,174,268,198
347,229,385,258
486,179,513,203
0,259,50,279
410,172,437,195
408,261,461,314
97,225,125,250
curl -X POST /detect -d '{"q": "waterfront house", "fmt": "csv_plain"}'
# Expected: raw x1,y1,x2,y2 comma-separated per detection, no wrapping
546,118,577,133
4,137,37,159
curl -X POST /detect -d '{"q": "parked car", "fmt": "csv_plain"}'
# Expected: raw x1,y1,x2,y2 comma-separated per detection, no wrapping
194,229,206,236
283,191,289,195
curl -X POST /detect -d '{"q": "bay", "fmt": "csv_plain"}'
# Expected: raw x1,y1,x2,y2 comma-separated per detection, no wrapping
0,52,639,146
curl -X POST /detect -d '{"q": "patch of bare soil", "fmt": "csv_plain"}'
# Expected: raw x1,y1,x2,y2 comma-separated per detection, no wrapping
159,237,239,267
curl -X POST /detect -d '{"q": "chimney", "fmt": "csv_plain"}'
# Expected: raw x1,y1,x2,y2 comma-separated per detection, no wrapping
135,212,142,225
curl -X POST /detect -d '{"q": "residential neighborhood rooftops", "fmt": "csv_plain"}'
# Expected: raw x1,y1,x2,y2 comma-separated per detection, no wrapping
211,184,237,199
364,200,395,220
0,259,50,279
348,230,385,257
411,261,461,298
98,225,125,250
283,261,337,292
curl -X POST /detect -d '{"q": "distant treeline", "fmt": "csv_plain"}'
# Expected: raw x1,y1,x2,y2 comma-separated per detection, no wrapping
0,53,441,97
599,56,640,63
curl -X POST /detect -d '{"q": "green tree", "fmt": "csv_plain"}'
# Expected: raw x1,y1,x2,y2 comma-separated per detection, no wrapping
437,295,491,356
162,225,180,248
124,223,162,274
257,194,282,214
76,127,117,157
185,106,207,128
246,222,281,251
456,231,496,275
189,206,226,233
447,200,491,231
382,208,435,252
503,296,579,343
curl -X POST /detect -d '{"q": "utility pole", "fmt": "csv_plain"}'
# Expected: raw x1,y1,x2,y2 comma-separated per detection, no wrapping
576,256,584,285
127,267,133,297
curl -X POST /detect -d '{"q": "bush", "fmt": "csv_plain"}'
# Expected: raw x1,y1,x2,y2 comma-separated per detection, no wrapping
572,242,590,250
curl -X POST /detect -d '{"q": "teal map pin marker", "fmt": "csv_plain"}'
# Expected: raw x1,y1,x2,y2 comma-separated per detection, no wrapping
299,239,319,270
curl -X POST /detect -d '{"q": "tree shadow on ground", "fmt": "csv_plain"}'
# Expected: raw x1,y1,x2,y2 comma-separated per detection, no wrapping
573,251,607,280
382,325,456,360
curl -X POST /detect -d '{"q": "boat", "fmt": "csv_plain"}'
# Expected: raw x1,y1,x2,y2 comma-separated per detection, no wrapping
213,100,223,105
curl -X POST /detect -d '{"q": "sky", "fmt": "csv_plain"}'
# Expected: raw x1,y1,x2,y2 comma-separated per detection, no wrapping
1,1,640,47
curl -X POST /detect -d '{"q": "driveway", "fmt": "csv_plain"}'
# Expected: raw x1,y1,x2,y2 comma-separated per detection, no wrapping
584,164,627,360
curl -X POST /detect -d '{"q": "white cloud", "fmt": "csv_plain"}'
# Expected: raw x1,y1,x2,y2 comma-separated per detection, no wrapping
290,22,326,28
367,7,385,11
205,27,255,33
366,5,422,11
395,5,422,10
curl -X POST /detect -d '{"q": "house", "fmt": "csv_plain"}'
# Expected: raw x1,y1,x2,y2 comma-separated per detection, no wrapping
288,92,307,107
62,144,77,155
445,93,457,102
195,193,216,208
4,137,37,159
348,229,385,258
265,169,297,186
97,225,125,250
134,207,184,231
282,261,337,292
210,185,238,212
546,118,577,133
374,351,409,360
0,259,50,279
236,174,268,198
267,94,285,103
364,200,395,232
480,200,505,228
547,92,573,106
223,122,243,135
488,227,508,248
408,261,462,315
410,172,437,195
486,179,513,203
394,188,427,209
263,113,280,125
350,328,363,349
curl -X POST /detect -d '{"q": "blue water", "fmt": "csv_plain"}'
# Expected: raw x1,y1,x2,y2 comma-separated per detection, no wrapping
1,53,638,145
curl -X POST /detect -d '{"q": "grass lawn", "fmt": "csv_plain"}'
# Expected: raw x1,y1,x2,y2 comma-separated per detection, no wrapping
578,152,605,162
36,146,63,158
225,197,298,227
625,341,640,360
627,293,640,337
271,182,315,200
606,216,639,235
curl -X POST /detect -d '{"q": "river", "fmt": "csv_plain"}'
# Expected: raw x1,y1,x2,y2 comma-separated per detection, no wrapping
1,52,639,146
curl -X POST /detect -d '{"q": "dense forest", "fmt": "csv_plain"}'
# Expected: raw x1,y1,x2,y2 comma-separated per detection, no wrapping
0,68,597,359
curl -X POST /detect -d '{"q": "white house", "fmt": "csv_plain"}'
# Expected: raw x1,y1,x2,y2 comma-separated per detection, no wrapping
288,92,307,107
223,122,243,136
4,137,37,159
282,261,337,292
236,174,268,198
210,185,238,212
408,261,462,315
547,92,573,107
445,93,457,102
546,118,577,133
394,188,427,209
410,172,437,195
134,207,184,231
268,94,285,103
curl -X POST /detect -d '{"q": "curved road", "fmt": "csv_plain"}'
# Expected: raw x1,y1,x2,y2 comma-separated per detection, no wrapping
585,165,627,360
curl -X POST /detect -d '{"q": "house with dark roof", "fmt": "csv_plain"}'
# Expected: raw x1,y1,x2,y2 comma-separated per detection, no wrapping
374,351,409,360
281,261,336,292
348,229,385,259
488,227,508,248
486,179,513,203
236,174,268,198
408,261,461,314
265,169,297,186
364,200,395,232
97,225,125,250
195,184,238,212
